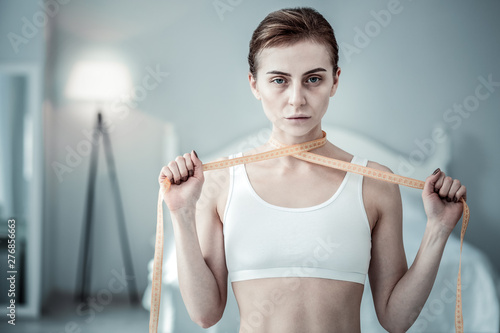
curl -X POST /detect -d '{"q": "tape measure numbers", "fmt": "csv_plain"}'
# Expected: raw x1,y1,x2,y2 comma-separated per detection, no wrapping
149,131,469,333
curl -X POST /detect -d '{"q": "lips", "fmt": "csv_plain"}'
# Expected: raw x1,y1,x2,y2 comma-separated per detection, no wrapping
284,115,311,124
285,115,311,120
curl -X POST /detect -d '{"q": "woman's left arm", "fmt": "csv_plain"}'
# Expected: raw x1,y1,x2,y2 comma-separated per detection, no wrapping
368,167,466,333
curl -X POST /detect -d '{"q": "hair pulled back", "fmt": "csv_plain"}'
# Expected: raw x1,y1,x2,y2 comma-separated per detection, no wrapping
248,7,339,78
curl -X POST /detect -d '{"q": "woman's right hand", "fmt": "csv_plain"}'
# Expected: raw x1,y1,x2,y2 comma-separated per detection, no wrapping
158,150,204,212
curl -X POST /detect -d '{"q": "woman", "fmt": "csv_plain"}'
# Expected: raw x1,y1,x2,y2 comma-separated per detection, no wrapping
158,7,466,333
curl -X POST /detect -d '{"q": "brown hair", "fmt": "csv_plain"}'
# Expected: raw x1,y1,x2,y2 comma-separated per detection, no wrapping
248,7,339,78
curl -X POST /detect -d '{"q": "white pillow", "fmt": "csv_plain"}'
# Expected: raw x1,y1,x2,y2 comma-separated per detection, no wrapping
323,124,451,181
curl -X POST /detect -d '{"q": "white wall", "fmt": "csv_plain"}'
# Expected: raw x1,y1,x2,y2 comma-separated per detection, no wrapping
26,0,500,303
0,1,45,62
0,0,46,312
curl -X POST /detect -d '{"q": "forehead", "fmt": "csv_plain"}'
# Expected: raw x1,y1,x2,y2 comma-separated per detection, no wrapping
257,40,332,74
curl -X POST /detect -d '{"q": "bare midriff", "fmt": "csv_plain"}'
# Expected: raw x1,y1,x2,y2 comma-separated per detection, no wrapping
232,277,364,333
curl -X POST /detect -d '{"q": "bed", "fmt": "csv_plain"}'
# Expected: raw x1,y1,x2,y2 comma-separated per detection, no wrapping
143,124,500,332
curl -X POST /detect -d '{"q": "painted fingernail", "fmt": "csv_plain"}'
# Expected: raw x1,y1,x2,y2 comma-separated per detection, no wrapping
433,168,441,175
175,179,181,185
447,197,451,202
193,150,198,158
181,176,187,182
189,170,194,177
454,197,458,203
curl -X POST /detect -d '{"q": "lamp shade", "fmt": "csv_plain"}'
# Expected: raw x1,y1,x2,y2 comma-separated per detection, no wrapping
65,61,132,102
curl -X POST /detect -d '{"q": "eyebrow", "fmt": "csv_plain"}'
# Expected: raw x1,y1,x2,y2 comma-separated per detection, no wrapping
265,67,327,76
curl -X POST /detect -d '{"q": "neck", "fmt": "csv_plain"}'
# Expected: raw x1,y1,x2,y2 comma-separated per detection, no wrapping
266,126,327,168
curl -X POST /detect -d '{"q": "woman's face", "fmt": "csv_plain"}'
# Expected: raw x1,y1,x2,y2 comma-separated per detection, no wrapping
249,39,340,139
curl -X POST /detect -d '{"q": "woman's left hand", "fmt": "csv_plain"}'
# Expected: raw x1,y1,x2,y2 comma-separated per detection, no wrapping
422,168,467,235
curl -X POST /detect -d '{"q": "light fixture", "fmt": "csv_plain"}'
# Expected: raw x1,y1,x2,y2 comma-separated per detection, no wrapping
65,61,132,102
67,59,139,304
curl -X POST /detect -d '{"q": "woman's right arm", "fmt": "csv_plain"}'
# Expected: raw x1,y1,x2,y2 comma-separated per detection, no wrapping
159,151,228,328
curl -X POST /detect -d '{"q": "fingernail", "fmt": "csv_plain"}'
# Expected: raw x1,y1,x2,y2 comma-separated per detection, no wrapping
193,150,198,158
447,197,451,202
175,179,181,185
181,176,188,182
433,168,440,175
454,197,458,203
189,170,194,177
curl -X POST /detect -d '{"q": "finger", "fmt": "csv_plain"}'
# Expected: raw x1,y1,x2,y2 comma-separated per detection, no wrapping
183,152,194,178
434,170,446,192
455,185,467,203
191,150,204,179
159,166,174,185
448,179,462,202
168,160,181,185
439,176,453,201
175,155,189,182
423,168,441,196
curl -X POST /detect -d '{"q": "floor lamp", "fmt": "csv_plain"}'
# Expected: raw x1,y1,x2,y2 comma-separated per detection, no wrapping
76,112,139,304
66,61,139,304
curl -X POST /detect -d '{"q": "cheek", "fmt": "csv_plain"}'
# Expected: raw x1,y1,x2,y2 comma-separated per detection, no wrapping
308,85,332,109
317,85,333,100
259,85,280,100
258,85,285,109
258,91,284,122
261,101,280,122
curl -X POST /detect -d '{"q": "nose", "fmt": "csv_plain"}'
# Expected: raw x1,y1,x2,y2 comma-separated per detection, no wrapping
288,82,306,107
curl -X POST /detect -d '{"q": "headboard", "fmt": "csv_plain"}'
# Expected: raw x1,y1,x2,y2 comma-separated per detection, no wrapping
202,124,451,183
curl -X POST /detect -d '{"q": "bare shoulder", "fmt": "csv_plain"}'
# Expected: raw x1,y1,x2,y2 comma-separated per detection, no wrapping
198,156,231,222
363,161,402,228
365,161,401,199
365,161,393,177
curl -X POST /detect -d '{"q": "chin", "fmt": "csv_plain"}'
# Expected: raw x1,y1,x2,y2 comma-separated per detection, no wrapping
277,123,322,137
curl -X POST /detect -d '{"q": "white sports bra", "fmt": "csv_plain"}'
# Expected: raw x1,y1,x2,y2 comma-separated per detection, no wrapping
223,154,372,285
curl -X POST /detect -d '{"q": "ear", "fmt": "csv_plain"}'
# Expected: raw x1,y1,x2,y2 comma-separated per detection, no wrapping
248,72,261,100
330,67,341,97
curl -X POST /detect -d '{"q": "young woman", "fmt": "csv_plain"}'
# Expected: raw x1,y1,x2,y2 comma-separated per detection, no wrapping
158,7,467,333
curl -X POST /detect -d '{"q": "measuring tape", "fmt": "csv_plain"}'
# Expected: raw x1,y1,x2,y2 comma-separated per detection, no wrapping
150,131,469,333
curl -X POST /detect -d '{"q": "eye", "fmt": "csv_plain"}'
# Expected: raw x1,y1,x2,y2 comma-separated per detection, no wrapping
307,76,321,84
271,78,286,85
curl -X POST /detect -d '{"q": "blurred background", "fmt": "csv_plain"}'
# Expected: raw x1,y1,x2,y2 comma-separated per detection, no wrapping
0,0,499,332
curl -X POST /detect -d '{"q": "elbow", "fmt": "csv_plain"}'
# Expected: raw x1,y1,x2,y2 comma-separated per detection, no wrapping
193,317,212,329
190,304,224,329
380,323,407,333
187,290,227,328
376,297,419,333
192,313,222,329
378,314,416,333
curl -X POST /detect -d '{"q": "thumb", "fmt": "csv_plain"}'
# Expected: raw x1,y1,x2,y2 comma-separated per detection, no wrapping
423,168,441,197
191,150,204,178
